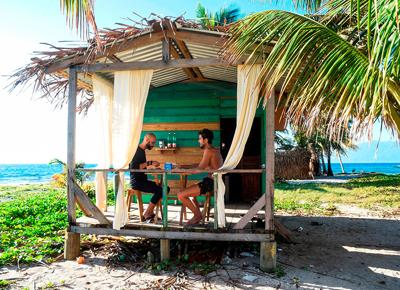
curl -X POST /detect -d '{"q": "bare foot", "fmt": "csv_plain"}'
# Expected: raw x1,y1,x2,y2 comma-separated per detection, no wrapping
187,215,202,225
143,213,155,221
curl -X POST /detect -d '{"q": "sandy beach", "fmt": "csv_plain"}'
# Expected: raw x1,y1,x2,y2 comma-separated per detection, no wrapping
1,209,399,290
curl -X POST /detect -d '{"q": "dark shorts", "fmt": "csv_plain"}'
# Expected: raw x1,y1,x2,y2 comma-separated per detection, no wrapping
198,177,213,195
132,180,170,204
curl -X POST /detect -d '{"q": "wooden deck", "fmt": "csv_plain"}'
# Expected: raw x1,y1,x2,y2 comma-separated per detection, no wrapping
74,204,273,242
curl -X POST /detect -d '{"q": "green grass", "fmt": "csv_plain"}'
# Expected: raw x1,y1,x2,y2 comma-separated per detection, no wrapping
275,174,400,215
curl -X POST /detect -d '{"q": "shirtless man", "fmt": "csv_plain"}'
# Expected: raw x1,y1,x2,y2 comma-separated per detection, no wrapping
177,128,223,225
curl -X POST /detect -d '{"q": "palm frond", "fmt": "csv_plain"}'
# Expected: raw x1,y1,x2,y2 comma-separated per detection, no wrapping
224,9,400,141
292,0,327,13
60,0,101,47
267,0,327,13
322,0,400,97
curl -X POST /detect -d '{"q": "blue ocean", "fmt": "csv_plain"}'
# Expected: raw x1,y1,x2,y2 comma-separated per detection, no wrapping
0,164,94,185
0,163,400,185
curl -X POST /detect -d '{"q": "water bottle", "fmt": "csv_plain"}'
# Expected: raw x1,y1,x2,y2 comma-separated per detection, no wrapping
172,133,177,148
167,133,172,148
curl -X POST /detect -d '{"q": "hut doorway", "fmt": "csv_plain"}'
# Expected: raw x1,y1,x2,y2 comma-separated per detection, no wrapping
220,117,262,203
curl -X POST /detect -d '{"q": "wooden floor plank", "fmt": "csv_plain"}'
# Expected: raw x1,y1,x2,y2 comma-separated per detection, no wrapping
71,225,273,242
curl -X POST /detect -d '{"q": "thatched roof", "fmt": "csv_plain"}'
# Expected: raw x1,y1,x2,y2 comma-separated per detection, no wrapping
9,16,243,112
275,148,313,180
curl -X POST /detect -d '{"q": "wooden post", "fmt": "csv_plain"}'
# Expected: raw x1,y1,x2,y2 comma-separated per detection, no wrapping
162,38,171,63
113,172,120,202
265,90,275,231
213,173,218,229
261,90,276,271
162,172,168,228
65,67,80,259
64,231,80,260
260,241,277,272
161,171,169,259
160,239,170,261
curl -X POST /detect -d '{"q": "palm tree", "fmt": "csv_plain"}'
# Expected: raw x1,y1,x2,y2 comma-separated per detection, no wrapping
331,132,358,174
196,3,241,28
224,0,400,143
49,158,88,186
59,0,100,45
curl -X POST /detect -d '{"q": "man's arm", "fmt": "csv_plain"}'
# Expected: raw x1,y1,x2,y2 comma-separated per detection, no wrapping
176,150,210,170
137,161,160,169
130,153,148,170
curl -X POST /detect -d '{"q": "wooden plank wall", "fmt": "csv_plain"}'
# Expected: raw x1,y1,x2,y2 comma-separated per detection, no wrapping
141,82,235,195
137,82,285,199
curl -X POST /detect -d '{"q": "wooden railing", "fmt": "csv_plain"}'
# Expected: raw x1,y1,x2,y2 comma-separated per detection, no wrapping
79,168,265,229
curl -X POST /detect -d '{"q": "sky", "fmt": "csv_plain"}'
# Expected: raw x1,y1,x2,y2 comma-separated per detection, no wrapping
0,0,398,164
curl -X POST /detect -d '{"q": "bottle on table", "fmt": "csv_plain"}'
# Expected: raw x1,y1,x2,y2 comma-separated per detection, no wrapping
172,133,177,148
167,132,172,148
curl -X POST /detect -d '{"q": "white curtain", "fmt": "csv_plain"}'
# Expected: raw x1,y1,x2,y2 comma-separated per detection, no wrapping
92,70,153,230
216,64,261,227
112,70,153,230
93,75,113,212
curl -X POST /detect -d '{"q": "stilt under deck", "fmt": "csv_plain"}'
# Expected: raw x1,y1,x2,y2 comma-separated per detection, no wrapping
73,204,273,242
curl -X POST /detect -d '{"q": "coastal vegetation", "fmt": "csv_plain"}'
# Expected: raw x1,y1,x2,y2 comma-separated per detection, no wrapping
48,159,91,187
0,184,114,266
276,174,400,215
1,174,399,266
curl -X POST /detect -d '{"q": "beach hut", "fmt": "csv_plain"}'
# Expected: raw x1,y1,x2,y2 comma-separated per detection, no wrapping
12,17,288,271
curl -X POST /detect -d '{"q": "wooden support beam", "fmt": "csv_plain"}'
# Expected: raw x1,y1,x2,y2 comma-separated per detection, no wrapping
170,39,205,80
170,46,197,80
72,181,111,225
143,122,220,131
213,173,218,229
160,239,170,261
274,220,294,243
71,226,273,241
108,54,122,63
64,231,80,260
67,68,77,226
233,194,266,230
162,38,171,63
176,39,204,79
165,22,205,80
265,90,275,232
260,90,277,273
74,57,242,73
162,172,168,228
260,241,277,272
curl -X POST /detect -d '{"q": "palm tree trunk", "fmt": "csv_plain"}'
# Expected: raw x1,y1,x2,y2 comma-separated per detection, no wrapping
336,151,345,174
308,144,320,178
327,144,334,176
320,151,327,175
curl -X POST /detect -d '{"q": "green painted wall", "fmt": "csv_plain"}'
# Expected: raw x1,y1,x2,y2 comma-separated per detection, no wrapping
143,81,238,147
143,81,266,194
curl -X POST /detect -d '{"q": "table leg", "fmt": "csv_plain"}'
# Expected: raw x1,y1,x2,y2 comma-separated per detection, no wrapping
162,172,168,228
180,175,188,222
